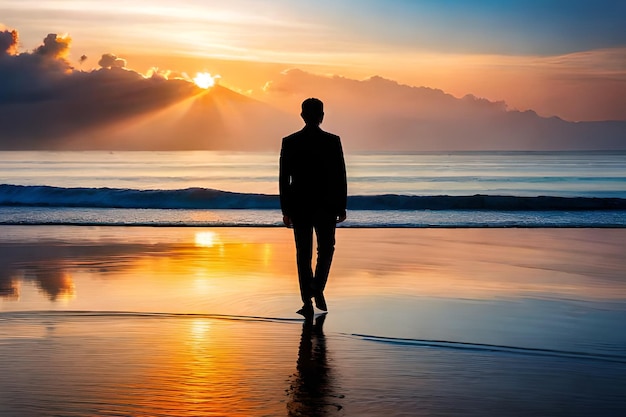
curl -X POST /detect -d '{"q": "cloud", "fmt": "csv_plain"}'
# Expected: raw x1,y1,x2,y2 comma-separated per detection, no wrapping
260,69,626,151
261,69,509,120
0,28,18,55
35,33,71,59
98,53,127,69
1,26,624,151
0,26,203,149
261,68,507,124
0,26,295,151
0,30,73,105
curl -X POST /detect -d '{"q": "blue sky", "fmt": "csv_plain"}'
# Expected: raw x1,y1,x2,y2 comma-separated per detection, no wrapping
305,0,626,55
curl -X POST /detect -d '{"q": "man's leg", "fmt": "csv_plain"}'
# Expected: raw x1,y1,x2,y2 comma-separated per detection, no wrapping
292,219,314,307
312,216,337,299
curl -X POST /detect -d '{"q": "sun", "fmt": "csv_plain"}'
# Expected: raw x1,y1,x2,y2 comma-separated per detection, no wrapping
193,72,218,89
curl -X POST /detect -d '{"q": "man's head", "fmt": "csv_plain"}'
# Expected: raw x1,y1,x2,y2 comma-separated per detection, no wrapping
301,98,324,126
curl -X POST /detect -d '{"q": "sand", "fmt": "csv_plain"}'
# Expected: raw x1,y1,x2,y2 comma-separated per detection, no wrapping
1,226,625,416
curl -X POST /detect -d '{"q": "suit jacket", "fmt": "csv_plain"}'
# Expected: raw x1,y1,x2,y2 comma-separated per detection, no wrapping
279,125,347,219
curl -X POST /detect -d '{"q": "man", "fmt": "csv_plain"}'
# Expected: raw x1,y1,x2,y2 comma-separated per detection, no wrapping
279,98,347,317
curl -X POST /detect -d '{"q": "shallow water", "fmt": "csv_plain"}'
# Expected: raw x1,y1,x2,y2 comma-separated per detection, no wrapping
1,226,626,416
2,313,625,417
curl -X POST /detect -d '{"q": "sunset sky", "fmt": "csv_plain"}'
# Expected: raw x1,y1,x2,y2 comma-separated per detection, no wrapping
1,0,625,124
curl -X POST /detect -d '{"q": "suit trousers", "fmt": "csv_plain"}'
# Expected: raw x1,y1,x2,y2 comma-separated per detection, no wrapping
291,214,337,305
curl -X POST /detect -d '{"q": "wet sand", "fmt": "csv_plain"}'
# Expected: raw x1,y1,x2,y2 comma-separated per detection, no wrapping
1,226,626,416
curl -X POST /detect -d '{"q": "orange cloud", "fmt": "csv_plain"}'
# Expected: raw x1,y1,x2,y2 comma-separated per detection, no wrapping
369,48,626,122
35,33,71,60
0,26,18,55
98,53,127,69
258,69,626,151
0,27,205,148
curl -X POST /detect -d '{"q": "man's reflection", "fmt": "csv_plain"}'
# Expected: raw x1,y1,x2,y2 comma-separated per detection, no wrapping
0,274,18,299
0,267,75,301
26,268,75,301
287,313,342,416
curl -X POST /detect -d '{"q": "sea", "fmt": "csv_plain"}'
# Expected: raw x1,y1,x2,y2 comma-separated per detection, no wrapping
1,150,625,227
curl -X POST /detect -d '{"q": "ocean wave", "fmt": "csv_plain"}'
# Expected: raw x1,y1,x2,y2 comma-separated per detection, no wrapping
0,184,277,209
1,184,625,211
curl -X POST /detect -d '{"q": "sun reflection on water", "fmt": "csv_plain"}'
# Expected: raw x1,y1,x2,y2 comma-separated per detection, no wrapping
194,231,221,248
190,319,211,341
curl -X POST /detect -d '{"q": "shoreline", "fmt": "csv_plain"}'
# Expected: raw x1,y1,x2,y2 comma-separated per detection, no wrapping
2,222,626,228
2,210,626,228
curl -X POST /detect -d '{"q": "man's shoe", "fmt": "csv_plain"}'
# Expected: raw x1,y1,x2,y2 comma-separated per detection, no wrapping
314,292,327,312
296,304,314,317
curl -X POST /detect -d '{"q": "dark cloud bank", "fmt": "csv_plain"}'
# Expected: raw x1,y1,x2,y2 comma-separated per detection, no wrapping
1,27,625,151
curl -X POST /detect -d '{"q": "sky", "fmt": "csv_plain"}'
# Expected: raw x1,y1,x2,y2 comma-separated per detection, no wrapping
1,0,625,135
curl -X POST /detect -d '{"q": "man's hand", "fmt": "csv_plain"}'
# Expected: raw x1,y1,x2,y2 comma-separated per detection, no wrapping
283,215,292,227
336,213,347,223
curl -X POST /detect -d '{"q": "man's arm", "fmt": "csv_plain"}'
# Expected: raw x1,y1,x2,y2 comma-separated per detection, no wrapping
279,138,292,226
336,137,347,222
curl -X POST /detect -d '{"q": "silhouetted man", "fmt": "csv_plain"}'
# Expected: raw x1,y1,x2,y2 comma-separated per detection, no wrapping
280,98,347,317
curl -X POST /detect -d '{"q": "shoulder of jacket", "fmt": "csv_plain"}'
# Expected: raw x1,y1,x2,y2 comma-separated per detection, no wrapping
320,130,340,141
282,131,302,143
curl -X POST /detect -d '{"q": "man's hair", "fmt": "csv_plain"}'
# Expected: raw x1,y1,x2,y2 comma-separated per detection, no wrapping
301,98,324,124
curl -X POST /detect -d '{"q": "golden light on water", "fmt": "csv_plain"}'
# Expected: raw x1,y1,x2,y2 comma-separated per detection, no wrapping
195,231,221,247
190,318,211,341
193,72,218,89
3,228,626,318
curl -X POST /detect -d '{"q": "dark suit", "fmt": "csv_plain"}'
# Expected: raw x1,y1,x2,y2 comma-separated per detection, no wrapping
280,125,347,305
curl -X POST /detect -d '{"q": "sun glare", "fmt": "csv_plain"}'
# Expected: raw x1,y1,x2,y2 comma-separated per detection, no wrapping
195,231,220,247
193,72,217,89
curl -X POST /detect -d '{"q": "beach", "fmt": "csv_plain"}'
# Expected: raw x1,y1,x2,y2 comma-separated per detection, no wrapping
1,226,625,416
